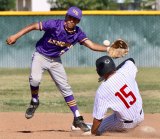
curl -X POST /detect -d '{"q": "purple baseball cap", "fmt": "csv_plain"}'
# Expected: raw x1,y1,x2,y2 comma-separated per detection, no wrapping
66,6,82,20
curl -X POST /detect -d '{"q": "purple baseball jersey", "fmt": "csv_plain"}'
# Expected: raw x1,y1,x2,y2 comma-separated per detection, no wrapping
36,19,88,58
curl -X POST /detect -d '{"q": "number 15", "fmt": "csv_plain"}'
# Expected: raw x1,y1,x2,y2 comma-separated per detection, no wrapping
115,84,136,109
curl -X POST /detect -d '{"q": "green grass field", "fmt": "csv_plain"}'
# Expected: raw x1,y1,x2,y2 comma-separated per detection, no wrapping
0,68,160,113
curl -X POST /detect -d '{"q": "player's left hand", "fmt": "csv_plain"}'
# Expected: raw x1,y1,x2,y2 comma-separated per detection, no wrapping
6,35,17,45
106,39,129,58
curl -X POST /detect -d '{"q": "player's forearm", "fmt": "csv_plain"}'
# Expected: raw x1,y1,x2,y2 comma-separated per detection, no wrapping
83,39,109,52
14,23,39,39
91,118,102,135
6,23,39,45
90,43,109,52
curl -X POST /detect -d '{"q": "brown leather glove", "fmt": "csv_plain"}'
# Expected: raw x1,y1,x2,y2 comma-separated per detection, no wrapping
107,39,129,58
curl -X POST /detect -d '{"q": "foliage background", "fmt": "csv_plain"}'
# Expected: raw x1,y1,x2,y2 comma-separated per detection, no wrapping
0,0,15,11
0,0,157,11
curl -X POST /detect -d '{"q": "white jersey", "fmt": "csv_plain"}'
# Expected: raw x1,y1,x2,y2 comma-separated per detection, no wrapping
93,60,143,121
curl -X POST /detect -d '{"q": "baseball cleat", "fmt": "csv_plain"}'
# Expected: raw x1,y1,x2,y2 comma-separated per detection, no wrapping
73,116,90,132
71,123,92,131
71,125,81,131
25,98,39,119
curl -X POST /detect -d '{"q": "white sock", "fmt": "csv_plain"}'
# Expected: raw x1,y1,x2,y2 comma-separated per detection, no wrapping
32,98,38,103
75,110,80,117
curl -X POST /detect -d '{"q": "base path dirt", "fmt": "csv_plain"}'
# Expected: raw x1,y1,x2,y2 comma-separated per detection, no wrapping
0,113,160,139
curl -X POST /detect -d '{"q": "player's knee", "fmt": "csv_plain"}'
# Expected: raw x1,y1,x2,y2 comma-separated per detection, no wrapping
60,86,73,97
29,77,41,87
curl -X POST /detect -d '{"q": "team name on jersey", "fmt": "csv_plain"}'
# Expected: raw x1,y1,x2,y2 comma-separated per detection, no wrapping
48,38,71,47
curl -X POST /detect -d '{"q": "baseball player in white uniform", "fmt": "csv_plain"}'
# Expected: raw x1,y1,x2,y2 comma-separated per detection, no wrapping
91,56,144,136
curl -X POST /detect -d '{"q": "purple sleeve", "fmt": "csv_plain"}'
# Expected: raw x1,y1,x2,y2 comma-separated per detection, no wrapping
41,19,57,31
77,28,88,45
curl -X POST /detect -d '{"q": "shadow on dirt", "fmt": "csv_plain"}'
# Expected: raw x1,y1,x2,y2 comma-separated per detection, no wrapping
17,129,70,133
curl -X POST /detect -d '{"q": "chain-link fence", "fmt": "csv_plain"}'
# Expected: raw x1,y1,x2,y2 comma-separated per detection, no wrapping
1,11,160,68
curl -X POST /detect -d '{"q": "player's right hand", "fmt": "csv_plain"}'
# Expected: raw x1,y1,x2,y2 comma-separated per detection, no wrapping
6,35,17,45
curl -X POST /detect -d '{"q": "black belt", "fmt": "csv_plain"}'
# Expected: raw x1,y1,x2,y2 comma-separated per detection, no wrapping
124,120,133,123
124,109,142,123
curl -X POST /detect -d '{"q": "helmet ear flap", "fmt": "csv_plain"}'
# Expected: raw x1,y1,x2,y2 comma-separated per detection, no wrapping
96,62,105,77
98,63,105,70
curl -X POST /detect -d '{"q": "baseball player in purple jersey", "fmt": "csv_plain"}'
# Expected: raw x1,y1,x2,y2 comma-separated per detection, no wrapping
6,6,110,132
91,56,144,135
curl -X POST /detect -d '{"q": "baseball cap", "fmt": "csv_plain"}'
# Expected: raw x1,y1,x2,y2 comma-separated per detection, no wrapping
66,6,82,20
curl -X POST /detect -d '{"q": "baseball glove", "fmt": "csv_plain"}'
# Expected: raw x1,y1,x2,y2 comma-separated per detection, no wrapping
107,39,129,58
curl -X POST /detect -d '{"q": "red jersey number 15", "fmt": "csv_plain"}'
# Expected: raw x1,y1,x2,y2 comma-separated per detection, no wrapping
115,84,136,109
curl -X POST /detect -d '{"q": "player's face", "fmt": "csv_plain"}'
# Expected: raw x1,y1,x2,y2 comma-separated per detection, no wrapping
65,15,80,29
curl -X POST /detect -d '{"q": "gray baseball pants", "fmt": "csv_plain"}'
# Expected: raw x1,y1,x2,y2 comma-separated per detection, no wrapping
29,51,73,97
97,109,144,135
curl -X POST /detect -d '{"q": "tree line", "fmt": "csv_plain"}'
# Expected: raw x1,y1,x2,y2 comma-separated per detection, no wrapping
0,0,157,11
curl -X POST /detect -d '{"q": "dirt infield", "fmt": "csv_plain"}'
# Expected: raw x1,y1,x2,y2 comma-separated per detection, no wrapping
0,113,160,139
